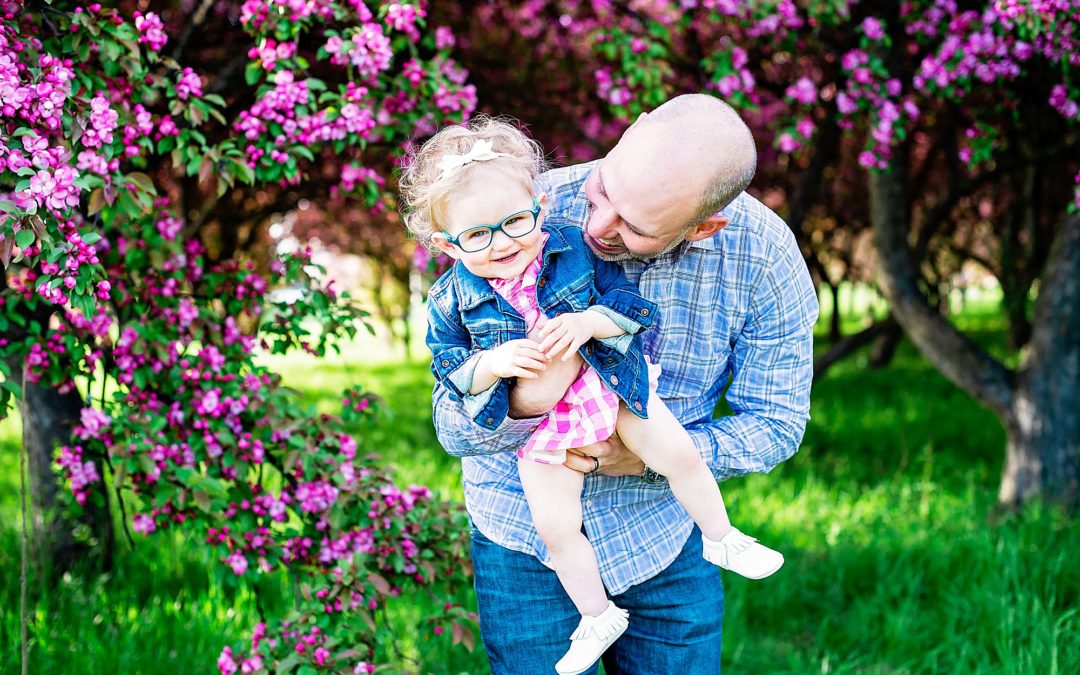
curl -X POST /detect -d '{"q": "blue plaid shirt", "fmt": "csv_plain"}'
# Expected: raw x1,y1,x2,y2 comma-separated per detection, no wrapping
431,161,818,595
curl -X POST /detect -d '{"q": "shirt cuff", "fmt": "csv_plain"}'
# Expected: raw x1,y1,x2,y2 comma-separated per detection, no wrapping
589,306,639,354
447,353,499,417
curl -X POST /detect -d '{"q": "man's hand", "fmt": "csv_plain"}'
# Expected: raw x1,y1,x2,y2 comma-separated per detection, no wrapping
537,311,602,361
565,432,646,477
486,339,548,379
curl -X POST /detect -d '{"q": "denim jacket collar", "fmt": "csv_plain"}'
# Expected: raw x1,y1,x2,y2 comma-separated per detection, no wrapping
451,224,574,311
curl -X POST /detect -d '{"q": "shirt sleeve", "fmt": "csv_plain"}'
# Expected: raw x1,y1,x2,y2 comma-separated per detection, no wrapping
684,241,819,480
432,380,545,457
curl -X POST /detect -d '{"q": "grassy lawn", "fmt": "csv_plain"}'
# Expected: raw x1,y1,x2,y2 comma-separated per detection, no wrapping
2,297,1079,673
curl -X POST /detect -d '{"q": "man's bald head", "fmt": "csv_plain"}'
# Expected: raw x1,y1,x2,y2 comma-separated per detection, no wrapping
583,94,758,261
637,94,757,225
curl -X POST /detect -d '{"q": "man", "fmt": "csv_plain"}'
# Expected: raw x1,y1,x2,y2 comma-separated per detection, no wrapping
432,94,818,673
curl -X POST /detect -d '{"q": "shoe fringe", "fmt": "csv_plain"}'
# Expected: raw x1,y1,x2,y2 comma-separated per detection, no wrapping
570,606,628,641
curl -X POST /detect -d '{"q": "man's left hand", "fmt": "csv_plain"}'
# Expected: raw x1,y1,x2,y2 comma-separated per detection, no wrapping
565,433,646,477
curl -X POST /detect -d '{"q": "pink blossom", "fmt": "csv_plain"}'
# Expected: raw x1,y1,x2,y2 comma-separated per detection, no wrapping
135,12,168,52
176,68,203,101
133,513,157,535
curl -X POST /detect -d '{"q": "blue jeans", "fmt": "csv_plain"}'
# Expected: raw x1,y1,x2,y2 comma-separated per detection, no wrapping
471,525,724,674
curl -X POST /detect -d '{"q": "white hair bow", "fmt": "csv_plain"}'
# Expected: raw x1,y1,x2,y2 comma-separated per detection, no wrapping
436,139,507,177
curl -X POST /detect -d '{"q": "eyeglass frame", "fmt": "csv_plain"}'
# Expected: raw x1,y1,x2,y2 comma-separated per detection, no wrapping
440,198,542,253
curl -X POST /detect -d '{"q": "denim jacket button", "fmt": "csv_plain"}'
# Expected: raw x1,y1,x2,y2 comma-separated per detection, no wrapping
584,345,592,354
486,417,494,425
537,277,546,287
634,401,643,411
639,308,650,316
609,374,619,386
441,359,450,367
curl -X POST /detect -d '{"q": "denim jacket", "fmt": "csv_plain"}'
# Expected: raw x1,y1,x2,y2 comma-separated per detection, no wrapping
426,221,657,431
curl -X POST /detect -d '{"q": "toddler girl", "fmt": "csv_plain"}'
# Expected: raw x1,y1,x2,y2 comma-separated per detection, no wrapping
401,117,782,675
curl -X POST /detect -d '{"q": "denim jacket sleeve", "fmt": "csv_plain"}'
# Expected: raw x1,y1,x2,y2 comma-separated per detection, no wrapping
425,281,514,430
586,243,657,352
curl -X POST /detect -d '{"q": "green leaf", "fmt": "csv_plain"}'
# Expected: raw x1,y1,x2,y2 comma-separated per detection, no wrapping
14,230,35,250
1,379,22,399
244,61,262,86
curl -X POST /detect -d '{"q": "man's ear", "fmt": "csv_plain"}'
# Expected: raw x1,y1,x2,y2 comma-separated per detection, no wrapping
430,232,461,260
684,215,728,242
624,112,649,135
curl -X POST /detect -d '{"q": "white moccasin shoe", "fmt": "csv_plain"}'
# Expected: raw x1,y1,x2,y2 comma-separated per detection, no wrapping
554,601,629,675
702,528,784,579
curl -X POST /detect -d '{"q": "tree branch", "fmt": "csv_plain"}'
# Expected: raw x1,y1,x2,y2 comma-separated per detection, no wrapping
869,162,1015,419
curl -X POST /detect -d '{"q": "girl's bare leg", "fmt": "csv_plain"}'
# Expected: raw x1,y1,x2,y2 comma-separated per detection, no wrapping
517,457,610,617
616,392,733,542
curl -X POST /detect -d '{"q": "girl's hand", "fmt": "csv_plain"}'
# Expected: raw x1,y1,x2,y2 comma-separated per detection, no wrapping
486,339,549,379
537,311,599,361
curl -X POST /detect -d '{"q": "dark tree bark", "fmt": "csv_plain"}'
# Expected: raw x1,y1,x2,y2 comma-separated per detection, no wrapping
869,163,1080,509
998,219,1080,506
813,318,891,380
17,376,115,574
868,317,903,369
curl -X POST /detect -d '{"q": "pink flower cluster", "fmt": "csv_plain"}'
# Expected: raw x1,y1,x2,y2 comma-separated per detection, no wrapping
834,46,919,169
248,38,297,72
385,2,425,40
328,23,394,79
56,444,100,506
81,94,119,149
134,11,168,52
175,67,203,101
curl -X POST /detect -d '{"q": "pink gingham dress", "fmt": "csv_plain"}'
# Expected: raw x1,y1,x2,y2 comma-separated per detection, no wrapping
488,238,621,465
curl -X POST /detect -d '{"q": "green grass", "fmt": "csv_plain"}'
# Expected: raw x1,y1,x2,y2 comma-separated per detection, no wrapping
3,315,1079,673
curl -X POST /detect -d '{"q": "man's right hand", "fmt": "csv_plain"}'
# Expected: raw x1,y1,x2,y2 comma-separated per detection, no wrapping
508,348,583,418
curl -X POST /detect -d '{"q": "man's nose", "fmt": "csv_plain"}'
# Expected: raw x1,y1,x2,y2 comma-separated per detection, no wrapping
588,205,618,240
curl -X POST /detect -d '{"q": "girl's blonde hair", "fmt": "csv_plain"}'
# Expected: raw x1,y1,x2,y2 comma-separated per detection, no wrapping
399,115,547,250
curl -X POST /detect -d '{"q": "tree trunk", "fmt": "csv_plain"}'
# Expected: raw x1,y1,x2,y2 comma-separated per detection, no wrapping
870,163,1080,509
18,377,115,574
998,217,1080,507
1,275,115,575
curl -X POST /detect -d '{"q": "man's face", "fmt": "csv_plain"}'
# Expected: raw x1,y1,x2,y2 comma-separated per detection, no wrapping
582,124,707,261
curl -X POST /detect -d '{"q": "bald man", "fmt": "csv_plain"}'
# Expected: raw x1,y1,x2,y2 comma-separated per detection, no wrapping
432,94,818,673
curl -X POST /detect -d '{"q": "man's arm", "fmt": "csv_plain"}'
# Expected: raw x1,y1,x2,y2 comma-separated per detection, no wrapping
685,241,818,480
575,238,818,479
432,380,545,457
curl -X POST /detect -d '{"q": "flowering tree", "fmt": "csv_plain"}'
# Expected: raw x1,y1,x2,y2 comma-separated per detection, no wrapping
428,0,1080,508
2,0,478,670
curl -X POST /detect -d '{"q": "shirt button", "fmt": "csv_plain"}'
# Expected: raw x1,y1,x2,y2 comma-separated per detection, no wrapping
585,499,593,508
609,374,619,386
634,401,643,411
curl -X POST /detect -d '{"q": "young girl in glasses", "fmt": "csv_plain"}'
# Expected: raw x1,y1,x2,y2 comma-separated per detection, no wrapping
401,117,782,674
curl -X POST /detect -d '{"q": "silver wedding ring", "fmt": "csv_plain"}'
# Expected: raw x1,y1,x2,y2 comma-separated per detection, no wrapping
587,456,600,474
